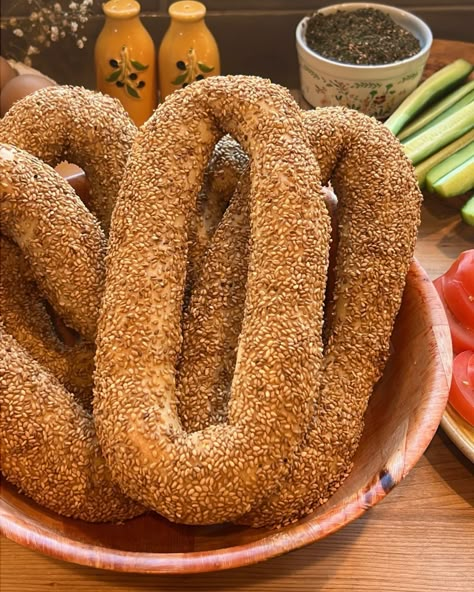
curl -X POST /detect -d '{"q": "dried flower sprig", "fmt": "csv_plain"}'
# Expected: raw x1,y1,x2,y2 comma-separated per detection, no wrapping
1,0,96,65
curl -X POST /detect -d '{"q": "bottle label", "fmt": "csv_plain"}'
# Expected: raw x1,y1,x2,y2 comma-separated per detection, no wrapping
171,48,214,89
105,45,149,99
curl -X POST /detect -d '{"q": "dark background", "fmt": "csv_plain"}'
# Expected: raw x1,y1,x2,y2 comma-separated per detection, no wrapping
1,1,473,88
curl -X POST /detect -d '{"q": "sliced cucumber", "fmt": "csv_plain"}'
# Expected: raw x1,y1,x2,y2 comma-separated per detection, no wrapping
430,156,474,198
398,82,474,141
414,130,474,186
461,195,474,226
425,142,474,192
402,102,474,165
385,58,473,136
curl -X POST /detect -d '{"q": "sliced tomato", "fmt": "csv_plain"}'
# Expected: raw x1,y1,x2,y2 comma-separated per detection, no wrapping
444,250,474,294
449,350,474,426
449,313,474,354
433,277,474,354
469,355,474,385
442,275,474,330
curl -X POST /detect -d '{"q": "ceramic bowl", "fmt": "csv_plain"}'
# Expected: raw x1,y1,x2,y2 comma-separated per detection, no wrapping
296,2,433,118
0,260,451,573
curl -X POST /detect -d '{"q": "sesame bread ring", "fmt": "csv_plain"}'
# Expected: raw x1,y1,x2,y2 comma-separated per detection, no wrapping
0,324,144,522
0,144,106,341
0,85,136,230
94,76,331,525
0,235,95,408
173,107,421,526
239,106,422,526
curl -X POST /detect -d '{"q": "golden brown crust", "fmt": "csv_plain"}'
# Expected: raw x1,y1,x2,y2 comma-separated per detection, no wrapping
0,83,421,528
0,324,144,521
0,235,95,408
239,107,422,526
0,85,136,230
186,135,248,297
0,143,143,521
172,107,422,527
0,144,106,340
177,167,251,431
94,76,331,524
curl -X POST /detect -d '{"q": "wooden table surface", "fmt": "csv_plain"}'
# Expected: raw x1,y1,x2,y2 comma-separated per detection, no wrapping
1,39,473,592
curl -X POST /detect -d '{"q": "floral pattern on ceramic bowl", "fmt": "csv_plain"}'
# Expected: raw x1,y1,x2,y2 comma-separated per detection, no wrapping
296,3,432,119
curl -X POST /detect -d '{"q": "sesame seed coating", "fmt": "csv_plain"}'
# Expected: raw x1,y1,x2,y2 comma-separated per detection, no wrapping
0,142,143,520
169,106,421,526
0,86,136,230
177,166,250,430
0,81,421,529
240,107,422,526
179,136,249,422
0,144,106,340
186,136,248,299
94,76,331,524
0,324,144,521
0,235,94,408
0,119,266,523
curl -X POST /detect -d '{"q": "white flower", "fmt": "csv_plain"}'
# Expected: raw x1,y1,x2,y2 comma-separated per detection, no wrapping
4,0,94,62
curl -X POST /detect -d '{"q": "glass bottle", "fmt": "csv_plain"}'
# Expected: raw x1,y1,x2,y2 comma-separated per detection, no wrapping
95,0,157,126
158,1,220,101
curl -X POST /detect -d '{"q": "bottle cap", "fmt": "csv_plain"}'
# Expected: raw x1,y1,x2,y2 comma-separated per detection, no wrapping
103,0,141,19
169,1,206,22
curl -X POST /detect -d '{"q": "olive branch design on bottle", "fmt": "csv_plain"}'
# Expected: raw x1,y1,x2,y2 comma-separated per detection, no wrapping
106,45,148,99
171,47,214,88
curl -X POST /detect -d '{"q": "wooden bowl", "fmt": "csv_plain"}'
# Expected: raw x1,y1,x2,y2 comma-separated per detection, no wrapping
0,260,451,574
